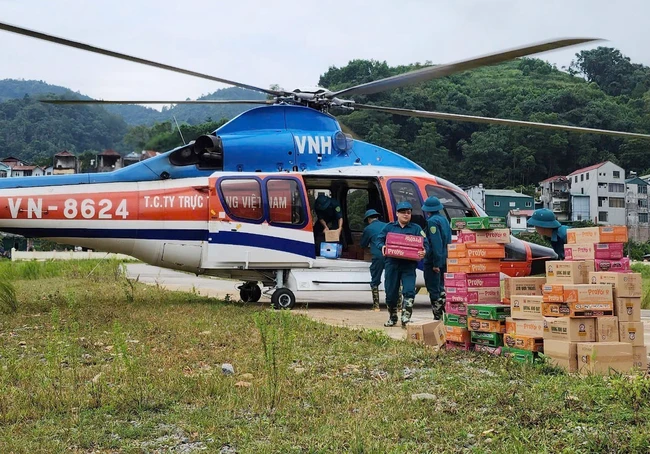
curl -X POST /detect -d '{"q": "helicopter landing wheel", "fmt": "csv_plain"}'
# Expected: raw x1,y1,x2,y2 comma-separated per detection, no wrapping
239,282,262,303
271,288,296,310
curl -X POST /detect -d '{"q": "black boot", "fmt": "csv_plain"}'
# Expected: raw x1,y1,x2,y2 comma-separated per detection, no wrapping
401,298,414,327
384,307,398,327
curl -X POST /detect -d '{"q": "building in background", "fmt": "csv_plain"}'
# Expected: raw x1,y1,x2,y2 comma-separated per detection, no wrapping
568,161,626,225
538,175,570,222
626,172,650,242
96,149,123,173
53,150,79,175
483,189,534,218
507,209,534,233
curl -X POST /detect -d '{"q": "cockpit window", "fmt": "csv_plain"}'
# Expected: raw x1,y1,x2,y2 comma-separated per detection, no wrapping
389,180,425,229
426,185,476,220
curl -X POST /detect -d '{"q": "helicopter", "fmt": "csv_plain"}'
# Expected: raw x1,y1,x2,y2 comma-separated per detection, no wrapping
1,22,649,309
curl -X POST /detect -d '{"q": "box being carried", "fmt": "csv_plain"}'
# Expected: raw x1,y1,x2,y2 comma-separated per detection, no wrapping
450,216,506,230
384,245,421,261
320,242,342,259
324,230,340,243
386,232,424,249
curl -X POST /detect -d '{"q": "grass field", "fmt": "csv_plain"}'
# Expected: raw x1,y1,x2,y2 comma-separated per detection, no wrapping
1,260,650,453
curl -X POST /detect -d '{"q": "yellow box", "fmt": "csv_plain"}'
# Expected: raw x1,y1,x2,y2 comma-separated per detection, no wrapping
504,333,543,351
503,277,546,301
562,284,613,303
407,320,446,347
577,342,633,375
614,297,641,323
595,316,619,342
567,227,600,245
543,316,596,342
510,295,544,320
619,322,645,347
589,272,642,298
467,317,506,333
545,261,589,284
632,346,648,371
599,226,628,243
543,340,578,372
505,318,544,337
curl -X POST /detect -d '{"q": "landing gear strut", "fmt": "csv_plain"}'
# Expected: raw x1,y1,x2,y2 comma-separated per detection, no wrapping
238,282,262,303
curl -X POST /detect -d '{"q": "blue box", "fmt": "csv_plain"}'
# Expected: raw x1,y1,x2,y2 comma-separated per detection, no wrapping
320,242,342,259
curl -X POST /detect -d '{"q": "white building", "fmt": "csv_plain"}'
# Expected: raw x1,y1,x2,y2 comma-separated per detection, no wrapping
507,209,533,232
538,175,570,222
464,184,485,209
568,161,626,226
626,174,650,242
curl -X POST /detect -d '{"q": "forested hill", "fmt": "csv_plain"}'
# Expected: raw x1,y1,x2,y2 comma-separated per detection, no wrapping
323,47,650,188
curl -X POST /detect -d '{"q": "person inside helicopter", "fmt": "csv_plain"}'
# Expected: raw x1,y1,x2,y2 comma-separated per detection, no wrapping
313,192,343,254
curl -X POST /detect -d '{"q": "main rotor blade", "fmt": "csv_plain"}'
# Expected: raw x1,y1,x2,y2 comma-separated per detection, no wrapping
42,99,275,105
330,38,599,98
0,21,283,97
354,104,650,140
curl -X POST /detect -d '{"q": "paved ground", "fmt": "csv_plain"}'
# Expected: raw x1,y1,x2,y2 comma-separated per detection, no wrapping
124,263,650,344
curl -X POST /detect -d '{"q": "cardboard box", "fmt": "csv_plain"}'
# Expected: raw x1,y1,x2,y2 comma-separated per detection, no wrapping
619,322,645,346
589,272,642,297
562,284,613,303
543,316,596,342
457,229,511,244
320,242,342,259
443,313,467,328
471,330,504,347
473,344,503,355
450,216,506,230
467,303,510,320
632,346,648,371
445,301,467,315
502,346,539,364
614,297,641,322
599,226,628,243
505,318,545,337
542,284,565,303
564,243,594,261
595,316,619,342
594,258,630,273
467,317,506,333
465,275,501,288
447,262,502,274
386,232,424,248
542,302,614,318
466,287,501,304
504,333,544,351
510,295,544,320
466,247,506,259
577,342,633,375
324,230,340,242
385,245,421,261
504,277,546,300
445,325,471,343
447,243,467,258
567,227,600,245
545,261,589,284
465,242,506,250
543,340,578,372
594,243,624,260
407,320,446,347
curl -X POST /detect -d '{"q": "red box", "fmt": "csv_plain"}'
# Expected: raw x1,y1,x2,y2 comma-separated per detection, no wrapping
384,245,421,261
445,301,467,315
594,258,630,272
386,232,424,248
594,243,624,260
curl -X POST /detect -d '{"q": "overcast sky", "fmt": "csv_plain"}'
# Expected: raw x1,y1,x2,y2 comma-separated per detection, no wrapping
1,0,648,106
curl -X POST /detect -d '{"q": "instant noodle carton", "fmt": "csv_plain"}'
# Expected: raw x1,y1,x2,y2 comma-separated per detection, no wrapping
445,301,467,316
503,277,546,301
504,333,544,352
447,243,467,258
445,325,471,343
542,284,564,303
467,317,506,334
589,272,642,297
471,331,503,347
450,216,506,230
594,258,631,272
542,340,578,372
505,318,545,337
632,346,648,370
542,301,614,317
384,245,421,261
567,227,600,245
562,284,613,303
598,226,628,243
577,342,633,375
443,313,467,328
594,243,624,260
595,316,619,342
543,316,596,342
386,232,424,249
618,322,645,347
613,297,641,323
466,246,506,259
407,320,446,347
501,346,539,364
545,261,589,284
510,295,544,320
457,229,511,244
466,304,510,321
474,344,503,356
445,340,472,351
564,243,594,261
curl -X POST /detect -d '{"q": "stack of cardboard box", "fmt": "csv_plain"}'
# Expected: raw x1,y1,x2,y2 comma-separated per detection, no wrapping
467,303,510,354
444,216,510,350
564,226,630,272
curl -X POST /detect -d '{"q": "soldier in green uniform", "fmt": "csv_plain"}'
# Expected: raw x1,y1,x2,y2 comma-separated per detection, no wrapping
378,201,429,327
360,209,387,311
421,196,452,320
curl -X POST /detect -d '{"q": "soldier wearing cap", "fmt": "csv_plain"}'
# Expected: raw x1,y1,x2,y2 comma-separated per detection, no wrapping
313,193,343,253
422,196,452,320
527,208,570,260
360,209,387,311
378,201,429,327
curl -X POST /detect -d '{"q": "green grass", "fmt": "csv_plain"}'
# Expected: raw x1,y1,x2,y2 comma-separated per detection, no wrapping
1,260,650,453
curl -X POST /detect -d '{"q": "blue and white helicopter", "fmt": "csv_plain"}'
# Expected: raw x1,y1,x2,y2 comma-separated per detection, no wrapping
0,22,649,308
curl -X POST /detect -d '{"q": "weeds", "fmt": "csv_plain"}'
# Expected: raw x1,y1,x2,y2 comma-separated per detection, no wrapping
611,373,650,424
0,273,17,313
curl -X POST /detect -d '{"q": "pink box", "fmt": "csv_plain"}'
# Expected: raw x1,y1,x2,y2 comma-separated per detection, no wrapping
445,279,468,289
445,301,467,315
446,287,478,303
445,340,472,351
467,287,501,303
594,243,624,260
466,276,501,287
457,231,476,243
386,232,424,248
384,245,421,261
594,257,630,272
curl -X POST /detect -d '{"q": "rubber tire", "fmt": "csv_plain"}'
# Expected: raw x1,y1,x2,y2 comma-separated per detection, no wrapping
239,283,262,303
271,288,296,310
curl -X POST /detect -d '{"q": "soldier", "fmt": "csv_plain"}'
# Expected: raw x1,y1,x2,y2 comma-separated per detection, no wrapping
378,201,429,327
421,196,452,320
527,208,570,260
313,193,343,254
360,209,387,311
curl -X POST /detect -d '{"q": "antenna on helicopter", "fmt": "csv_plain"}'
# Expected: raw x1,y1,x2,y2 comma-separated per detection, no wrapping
172,115,186,145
